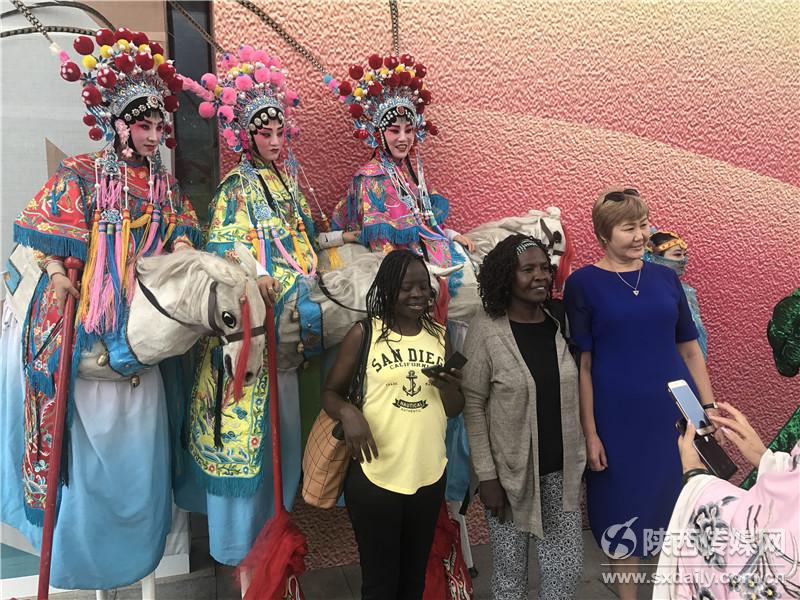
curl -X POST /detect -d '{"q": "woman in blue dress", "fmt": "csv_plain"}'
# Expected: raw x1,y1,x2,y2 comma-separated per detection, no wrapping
563,188,716,600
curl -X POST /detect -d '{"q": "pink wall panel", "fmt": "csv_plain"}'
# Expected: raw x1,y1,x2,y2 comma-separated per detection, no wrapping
213,1,799,462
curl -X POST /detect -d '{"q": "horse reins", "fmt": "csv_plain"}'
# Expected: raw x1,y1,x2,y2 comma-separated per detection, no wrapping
137,279,266,344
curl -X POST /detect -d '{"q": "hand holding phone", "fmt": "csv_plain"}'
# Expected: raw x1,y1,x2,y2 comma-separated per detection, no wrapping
421,351,468,378
668,379,715,436
676,418,738,480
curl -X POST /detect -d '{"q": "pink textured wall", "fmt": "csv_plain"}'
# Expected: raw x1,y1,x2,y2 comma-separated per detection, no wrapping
213,1,800,468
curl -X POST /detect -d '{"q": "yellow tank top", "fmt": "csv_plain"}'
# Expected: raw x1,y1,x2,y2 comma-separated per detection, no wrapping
360,317,448,494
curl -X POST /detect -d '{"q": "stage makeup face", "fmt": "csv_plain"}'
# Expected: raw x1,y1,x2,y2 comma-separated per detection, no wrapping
383,117,415,162
130,114,164,157
253,119,285,162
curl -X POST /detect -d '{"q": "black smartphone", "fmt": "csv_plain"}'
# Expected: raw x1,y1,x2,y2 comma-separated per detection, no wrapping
675,418,738,480
421,352,468,378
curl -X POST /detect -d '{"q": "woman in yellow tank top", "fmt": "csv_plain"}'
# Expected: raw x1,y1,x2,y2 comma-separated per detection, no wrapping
322,249,465,600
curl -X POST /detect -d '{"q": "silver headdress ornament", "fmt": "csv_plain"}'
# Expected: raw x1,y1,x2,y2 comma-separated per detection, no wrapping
243,93,285,133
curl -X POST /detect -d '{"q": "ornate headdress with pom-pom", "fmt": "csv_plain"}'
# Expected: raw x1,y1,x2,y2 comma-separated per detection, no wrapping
57,27,182,148
184,44,300,156
337,53,436,148
230,1,436,150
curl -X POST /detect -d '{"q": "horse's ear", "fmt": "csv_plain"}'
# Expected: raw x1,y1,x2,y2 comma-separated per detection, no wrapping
234,242,259,278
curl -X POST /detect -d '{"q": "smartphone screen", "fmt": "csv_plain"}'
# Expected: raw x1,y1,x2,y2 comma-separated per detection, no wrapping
668,380,714,435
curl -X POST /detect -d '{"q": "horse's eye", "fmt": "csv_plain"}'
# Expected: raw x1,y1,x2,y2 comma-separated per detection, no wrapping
221,311,237,328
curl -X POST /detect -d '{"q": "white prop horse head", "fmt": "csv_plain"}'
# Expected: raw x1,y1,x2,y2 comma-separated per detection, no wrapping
4,244,267,383
124,244,266,383
465,207,572,286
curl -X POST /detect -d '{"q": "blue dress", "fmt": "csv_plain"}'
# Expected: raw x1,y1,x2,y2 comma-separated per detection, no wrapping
564,262,698,558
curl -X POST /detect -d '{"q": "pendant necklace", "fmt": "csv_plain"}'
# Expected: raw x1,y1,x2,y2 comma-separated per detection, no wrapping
613,262,642,296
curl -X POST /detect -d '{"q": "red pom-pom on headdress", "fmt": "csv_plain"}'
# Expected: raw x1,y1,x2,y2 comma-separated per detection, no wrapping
158,63,176,81
114,54,135,73
349,103,363,118
81,84,102,106
73,36,94,55
135,52,155,71
60,61,81,82
115,27,133,41
348,64,364,80
164,95,179,112
95,28,115,46
132,31,149,46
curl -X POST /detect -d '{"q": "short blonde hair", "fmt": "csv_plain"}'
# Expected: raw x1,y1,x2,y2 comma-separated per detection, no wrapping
592,187,649,243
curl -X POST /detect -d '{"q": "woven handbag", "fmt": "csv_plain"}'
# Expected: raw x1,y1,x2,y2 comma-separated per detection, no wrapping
302,318,371,508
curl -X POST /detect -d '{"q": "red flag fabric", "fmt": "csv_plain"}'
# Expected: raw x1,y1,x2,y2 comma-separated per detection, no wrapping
238,509,307,600
423,502,474,600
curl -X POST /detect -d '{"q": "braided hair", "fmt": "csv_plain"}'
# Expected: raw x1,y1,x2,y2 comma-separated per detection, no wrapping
478,234,555,318
366,249,441,342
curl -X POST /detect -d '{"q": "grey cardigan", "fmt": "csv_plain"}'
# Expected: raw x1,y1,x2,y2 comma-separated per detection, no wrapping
462,308,586,537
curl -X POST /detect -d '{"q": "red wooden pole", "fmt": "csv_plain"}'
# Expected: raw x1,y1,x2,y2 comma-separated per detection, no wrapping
264,306,283,511
37,256,83,600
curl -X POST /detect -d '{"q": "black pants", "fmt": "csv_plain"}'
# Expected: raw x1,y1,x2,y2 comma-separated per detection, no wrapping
344,461,446,600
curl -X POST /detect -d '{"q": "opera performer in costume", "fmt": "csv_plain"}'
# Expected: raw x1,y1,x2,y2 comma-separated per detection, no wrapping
644,228,709,360
180,46,316,569
0,27,199,591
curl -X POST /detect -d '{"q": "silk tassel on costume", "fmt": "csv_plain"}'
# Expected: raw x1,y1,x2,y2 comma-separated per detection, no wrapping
83,219,108,333
231,299,251,402
119,209,131,294
142,208,162,256
104,224,123,331
76,210,101,321
299,227,319,275
289,228,309,274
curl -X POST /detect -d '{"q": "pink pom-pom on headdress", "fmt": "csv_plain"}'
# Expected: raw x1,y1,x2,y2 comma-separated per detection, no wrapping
200,73,218,91
238,45,254,62
252,50,269,64
222,128,238,149
220,53,238,70
235,75,253,91
221,87,237,105
199,101,216,119
270,71,286,86
254,68,270,84
218,105,234,123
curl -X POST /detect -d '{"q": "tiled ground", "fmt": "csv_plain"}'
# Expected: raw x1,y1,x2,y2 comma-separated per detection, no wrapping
16,526,659,600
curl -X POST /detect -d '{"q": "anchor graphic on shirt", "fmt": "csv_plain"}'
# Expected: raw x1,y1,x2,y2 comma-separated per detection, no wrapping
403,370,422,397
